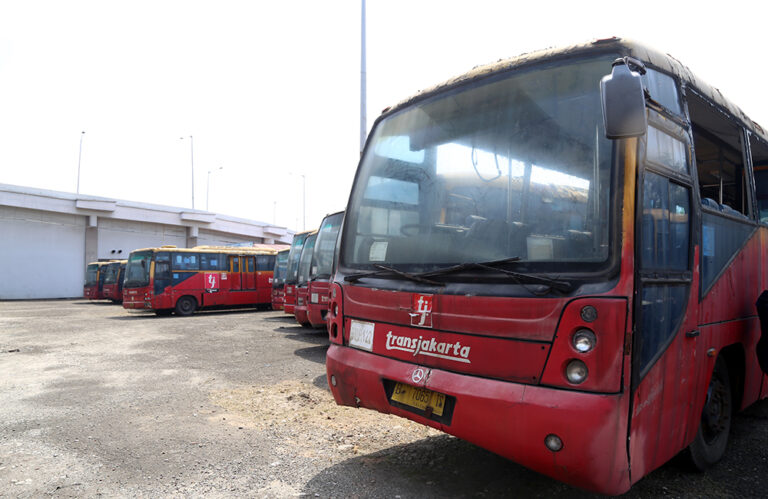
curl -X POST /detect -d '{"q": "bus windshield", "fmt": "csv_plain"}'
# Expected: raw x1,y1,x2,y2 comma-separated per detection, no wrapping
285,233,308,285
103,263,119,284
312,212,344,279
85,264,99,286
342,56,615,275
297,234,317,286
124,251,152,288
273,250,289,287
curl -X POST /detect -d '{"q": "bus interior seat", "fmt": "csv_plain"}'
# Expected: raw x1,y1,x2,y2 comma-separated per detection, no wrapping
702,197,719,210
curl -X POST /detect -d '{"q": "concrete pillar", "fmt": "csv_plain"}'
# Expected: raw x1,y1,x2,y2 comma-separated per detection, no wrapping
186,226,198,248
85,215,98,265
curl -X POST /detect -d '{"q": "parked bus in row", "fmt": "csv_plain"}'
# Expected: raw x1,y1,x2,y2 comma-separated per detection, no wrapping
102,260,127,303
123,245,281,316
283,230,314,316
271,249,290,310
294,232,318,327
325,38,768,494
306,211,344,328
83,261,112,300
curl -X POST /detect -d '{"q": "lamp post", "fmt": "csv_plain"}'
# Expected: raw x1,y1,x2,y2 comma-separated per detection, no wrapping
180,135,194,209
76,131,85,194
288,172,306,231
360,0,367,155
206,166,223,211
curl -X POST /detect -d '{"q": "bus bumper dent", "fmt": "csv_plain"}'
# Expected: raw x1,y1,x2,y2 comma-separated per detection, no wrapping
326,344,631,495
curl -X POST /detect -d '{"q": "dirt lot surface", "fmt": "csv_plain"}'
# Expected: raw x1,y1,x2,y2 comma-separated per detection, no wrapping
1,300,767,498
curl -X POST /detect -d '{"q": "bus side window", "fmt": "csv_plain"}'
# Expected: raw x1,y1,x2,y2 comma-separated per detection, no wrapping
246,257,255,273
750,135,768,223
232,257,240,273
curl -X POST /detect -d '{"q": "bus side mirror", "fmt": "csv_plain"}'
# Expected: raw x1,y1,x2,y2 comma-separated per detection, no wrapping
600,58,647,139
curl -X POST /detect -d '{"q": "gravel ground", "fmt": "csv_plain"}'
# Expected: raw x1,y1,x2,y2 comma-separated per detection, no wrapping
1,300,767,498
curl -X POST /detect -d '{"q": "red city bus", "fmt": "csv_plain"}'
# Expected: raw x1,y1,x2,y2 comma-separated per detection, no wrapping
294,232,318,327
83,261,111,300
271,249,290,310
284,230,313,316
123,245,280,316
102,260,127,303
307,211,344,328
326,39,768,494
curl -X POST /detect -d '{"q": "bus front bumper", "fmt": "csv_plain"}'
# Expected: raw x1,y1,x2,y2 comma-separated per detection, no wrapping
326,344,631,495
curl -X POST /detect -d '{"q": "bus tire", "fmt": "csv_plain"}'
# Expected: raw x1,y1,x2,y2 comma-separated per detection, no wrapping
175,296,197,316
687,356,732,470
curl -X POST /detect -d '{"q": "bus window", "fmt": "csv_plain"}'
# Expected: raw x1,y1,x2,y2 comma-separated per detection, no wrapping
201,253,225,270
750,135,768,223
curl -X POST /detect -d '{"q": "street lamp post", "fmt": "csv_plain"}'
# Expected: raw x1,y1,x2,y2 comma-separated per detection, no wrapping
206,166,223,211
288,172,306,231
76,131,85,194
180,135,194,209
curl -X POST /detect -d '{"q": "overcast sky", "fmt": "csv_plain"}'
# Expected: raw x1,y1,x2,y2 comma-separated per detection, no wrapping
1,1,765,232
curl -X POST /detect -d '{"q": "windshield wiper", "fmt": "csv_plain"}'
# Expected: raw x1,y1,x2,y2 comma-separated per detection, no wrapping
419,257,573,293
344,263,444,286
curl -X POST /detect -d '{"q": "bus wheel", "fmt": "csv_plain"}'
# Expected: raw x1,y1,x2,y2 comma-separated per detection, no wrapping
175,296,197,316
688,356,732,470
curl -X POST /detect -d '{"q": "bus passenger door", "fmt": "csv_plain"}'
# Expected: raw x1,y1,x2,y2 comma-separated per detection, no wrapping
243,257,256,290
229,256,243,290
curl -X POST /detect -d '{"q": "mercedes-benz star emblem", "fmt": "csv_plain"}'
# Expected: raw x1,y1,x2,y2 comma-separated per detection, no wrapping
411,367,425,384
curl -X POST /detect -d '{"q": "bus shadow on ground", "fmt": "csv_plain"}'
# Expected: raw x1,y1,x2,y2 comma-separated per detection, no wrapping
109,308,262,320
263,315,296,323
293,344,329,365
302,434,589,498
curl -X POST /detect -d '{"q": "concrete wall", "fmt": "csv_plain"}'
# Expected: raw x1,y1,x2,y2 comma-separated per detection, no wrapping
0,207,86,299
96,219,187,258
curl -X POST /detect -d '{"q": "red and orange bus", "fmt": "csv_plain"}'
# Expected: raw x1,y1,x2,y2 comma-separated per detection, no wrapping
83,261,111,300
271,249,289,310
306,211,344,328
326,38,768,494
294,232,318,327
102,260,127,303
123,245,281,316
284,230,314,316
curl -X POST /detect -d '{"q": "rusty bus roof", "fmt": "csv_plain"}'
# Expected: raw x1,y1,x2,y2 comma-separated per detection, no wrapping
382,37,766,142
128,245,284,255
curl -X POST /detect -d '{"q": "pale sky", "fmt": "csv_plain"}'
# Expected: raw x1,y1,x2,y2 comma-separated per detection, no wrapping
1,1,765,233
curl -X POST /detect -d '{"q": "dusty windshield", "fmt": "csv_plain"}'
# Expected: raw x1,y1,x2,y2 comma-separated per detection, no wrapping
124,251,152,288
273,250,289,287
285,233,308,285
297,234,317,286
85,264,99,286
103,264,119,284
342,56,615,274
312,212,344,279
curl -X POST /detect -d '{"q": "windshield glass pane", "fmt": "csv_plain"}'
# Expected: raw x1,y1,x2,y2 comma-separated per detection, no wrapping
342,56,615,273
285,233,308,285
312,212,344,279
273,250,289,287
297,234,317,285
85,264,99,285
103,263,119,284
124,251,152,288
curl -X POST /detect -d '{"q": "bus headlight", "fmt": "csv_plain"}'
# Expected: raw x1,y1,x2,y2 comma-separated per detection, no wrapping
565,360,588,384
572,329,596,353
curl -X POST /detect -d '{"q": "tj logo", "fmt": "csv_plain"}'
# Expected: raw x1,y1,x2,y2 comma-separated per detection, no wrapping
410,294,433,328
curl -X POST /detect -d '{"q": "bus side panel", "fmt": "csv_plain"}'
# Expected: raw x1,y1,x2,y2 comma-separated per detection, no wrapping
327,345,632,495
257,271,273,304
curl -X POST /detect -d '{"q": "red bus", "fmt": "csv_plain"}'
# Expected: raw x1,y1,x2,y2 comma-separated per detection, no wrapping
325,39,768,494
306,211,344,328
102,260,127,303
294,232,318,327
271,249,290,310
284,230,314,316
83,261,111,300
123,245,280,316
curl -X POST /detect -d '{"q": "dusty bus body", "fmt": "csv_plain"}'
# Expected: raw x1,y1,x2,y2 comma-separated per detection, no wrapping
271,249,289,310
306,211,344,328
326,38,768,494
102,260,127,303
283,231,313,316
83,261,111,300
294,232,317,327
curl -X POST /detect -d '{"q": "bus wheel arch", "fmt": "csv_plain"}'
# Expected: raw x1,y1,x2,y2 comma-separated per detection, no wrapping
175,296,198,316
687,354,734,470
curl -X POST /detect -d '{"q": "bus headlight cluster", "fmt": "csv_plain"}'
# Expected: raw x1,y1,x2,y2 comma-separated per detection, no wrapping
565,360,588,384
572,329,596,353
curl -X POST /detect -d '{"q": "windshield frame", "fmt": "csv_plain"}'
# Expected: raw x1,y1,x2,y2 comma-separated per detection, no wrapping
124,251,153,289
339,53,625,290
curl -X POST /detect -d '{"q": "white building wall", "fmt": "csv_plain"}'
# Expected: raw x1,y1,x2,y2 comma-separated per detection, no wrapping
196,229,261,247
97,219,187,258
0,206,85,299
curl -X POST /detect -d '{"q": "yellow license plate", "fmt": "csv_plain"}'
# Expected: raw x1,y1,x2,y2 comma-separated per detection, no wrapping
391,382,446,416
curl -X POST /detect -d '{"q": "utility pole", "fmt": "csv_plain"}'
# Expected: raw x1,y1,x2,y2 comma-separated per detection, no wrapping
360,0,367,155
76,131,85,194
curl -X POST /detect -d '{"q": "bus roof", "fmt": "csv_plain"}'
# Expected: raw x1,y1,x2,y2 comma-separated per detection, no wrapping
128,246,285,256
382,37,767,144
